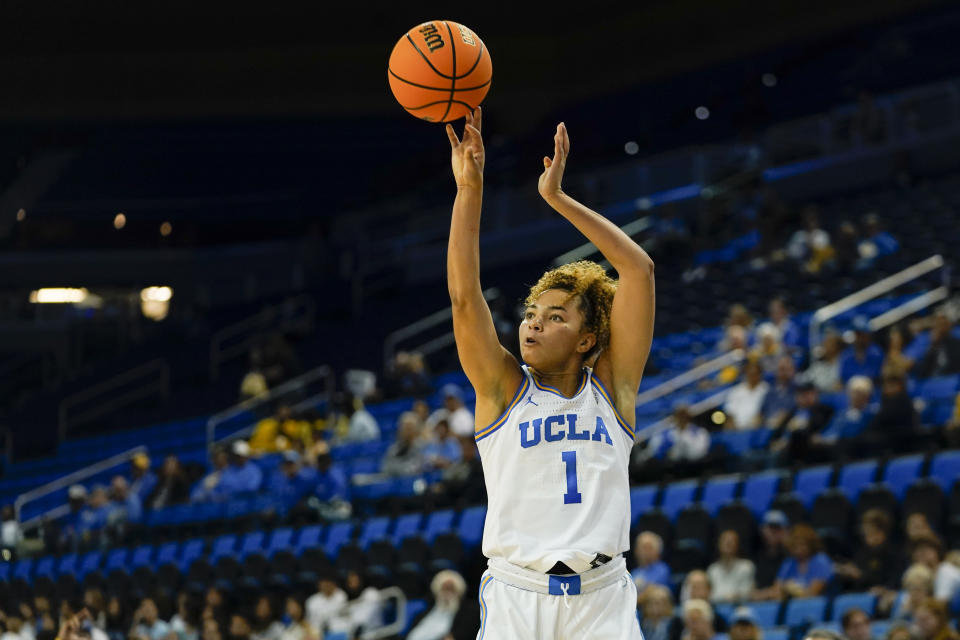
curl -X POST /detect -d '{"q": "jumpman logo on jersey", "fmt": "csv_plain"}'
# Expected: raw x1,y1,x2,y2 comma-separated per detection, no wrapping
524,396,539,407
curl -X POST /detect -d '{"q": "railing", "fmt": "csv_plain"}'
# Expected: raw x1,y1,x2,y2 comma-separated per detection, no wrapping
58,359,169,441
634,388,731,445
634,350,746,407
15,445,148,527
552,217,653,269
868,286,950,333
808,254,945,349
206,364,335,449
382,288,500,371
359,586,406,640
209,294,316,381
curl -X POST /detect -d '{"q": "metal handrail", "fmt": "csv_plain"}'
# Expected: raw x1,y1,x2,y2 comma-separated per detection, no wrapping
206,364,335,449
359,586,406,640
209,294,316,381
635,349,745,406
808,254,945,349
58,359,169,441
15,445,148,526
868,287,950,333
634,388,731,446
382,288,500,370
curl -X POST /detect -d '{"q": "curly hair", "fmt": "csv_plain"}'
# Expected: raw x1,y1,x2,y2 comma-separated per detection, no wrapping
524,260,617,359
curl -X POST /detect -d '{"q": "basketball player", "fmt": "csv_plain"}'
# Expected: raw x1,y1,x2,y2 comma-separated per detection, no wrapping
445,106,654,639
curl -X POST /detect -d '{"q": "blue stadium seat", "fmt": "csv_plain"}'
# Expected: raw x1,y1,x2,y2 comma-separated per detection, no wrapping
714,603,735,624
130,545,154,568
918,375,960,401
12,558,34,582
210,535,238,562
794,466,833,510
34,556,55,579
784,597,828,627
831,592,877,620
883,455,925,500
422,510,455,542
750,601,782,627
297,525,325,554
155,542,179,567
837,460,878,502
630,486,659,525
742,472,781,519
701,476,739,516
56,553,78,577
392,513,422,544
358,517,391,549
77,551,102,578
458,506,487,550
929,451,960,491
266,527,296,556
239,532,265,557
661,480,699,521
716,431,754,456
104,549,130,573
322,523,353,557
178,539,204,572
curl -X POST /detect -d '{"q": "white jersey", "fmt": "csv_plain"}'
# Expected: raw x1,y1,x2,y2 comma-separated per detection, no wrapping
475,365,634,574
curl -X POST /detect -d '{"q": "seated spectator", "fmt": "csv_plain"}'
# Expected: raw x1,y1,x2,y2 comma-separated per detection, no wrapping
79,485,112,540
906,512,936,546
913,598,959,640
435,384,474,438
752,324,786,376
168,592,201,640
817,375,877,444
725,304,756,343
911,534,960,603
326,570,383,637
754,510,789,599
723,361,769,430
383,350,432,399
805,330,844,393
713,325,749,385
848,371,918,456
886,563,934,621
632,532,672,591
106,476,142,540
680,599,718,640
128,597,171,640
707,530,756,603
229,613,254,640
637,405,711,479
786,207,832,273
308,442,350,520
382,412,426,477
251,595,284,640
841,608,873,640
249,404,313,454
915,312,960,379
681,570,712,605
279,595,319,640
429,436,485,509
129,453,157,504
215,441,263,498
639,585,682,640
839,317,884,382
334,392,381,444
146,455,190,510
305,572,347,635
406,570,467,640
189,447,229,503
1,504,21,553
760,356,797,428
266,450,317,505
421,415,462,470
764,297,801,350
728,607,761,640
882,325,915,378
774,524,832,599
834,509,900,591
768,380,835,463
857,213,899,268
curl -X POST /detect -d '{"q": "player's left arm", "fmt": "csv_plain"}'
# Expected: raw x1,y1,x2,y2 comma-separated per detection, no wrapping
539,123,655,417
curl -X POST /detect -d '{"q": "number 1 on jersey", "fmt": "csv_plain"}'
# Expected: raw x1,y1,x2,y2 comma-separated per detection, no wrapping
561,450,582,504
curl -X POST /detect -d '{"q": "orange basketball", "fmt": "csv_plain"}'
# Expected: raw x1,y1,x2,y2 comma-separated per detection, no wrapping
388,20,492,123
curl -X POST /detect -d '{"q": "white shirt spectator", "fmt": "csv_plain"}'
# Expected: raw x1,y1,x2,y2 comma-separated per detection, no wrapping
707,558,755,603
343,408,380,443
723,379,769,430
648,424,710,461
1,519,22,548
934,561,960,602
787,228,830,260
305,587,347,632
447,406,475,437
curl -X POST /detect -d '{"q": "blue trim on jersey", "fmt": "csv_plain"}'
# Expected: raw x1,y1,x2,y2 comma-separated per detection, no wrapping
591,376,636,440
530,367,588,398
479,574,493,638
475,376,530,442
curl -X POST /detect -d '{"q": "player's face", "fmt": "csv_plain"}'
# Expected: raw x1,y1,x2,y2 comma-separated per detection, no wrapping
519,289,594,369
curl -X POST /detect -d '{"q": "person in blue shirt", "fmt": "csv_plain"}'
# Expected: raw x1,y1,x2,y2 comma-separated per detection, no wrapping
775,523,832,598
215,440,263,498
817,375,877,443
313,442,349,503
265,450,317,506
767,297,802,351
421,416,462,470
857,213,899,267
760,356,797,429
632,531,672,593
189,447,229,503
838,318,884,382
129,453,158,505
108,476,142,524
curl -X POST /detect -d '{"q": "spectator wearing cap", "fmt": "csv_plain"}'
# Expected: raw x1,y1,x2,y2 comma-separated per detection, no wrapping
632,532,672,591
723,361,769,431
681,599,719,640
728,607,761,640
839,317,884,383
817,376,877,444
842,608,874,640
382,412,427,477
129,453,157,504
406,569,468,640
915,313,960,379
639,585,683,640
774,524,833,599
767,380,834,464
437,384,474,438
753,511,789,600
215,441,263,498
305,573,347,634
804,330,844,393
707,530,756,603
759,356,797,429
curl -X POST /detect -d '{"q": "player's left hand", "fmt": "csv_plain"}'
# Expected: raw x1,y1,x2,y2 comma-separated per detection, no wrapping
538,122,569,202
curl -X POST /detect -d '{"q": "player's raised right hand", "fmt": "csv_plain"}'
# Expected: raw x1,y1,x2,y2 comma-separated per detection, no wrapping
446,107,484,190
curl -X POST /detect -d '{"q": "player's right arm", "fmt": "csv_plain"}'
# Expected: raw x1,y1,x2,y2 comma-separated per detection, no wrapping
445,107,522,419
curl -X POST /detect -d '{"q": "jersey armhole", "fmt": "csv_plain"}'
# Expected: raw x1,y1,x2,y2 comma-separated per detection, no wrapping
474,374,530,443
590,375,636,443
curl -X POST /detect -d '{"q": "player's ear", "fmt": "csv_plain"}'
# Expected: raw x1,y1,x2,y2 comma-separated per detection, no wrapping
577,332,596,354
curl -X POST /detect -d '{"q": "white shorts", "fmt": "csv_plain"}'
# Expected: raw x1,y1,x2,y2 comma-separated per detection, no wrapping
476,556,644,640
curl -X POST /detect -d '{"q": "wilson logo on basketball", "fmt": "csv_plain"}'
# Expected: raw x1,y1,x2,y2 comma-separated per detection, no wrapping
419,23,445,52
457,25,476,46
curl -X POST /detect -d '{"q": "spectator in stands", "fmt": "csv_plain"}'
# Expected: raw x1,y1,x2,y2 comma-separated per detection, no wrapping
882,325,915,379
278,595,318,640
326,570,383,637
841,608,873,640
680,599,718,640
146,455,190,510
216,441,263,497
406,569,467,640
906,512,936,545
203,617,223,640
129,453,157,504
249,404,312,454
886,563,934,621
804,330,844,393
266,450,316,505
857,213,899,268
713,325,749,386
384,351,433,399
752,324,786,376
839,317,884,382
305,572,346,635
754,510,789,599
421,414,462,470
307,441,349,520
680,571,712,605
767,380,835,464
429,436,485,508
725,304,755,341
764,297,801,350
816,375,877,445
834,509,900,591
1,504,21,553
382,411,426,477
632,532,671,591
129,597,171,640
760,356,796,428
169,592,201,640
229,613,253,640
639,585,682,640
728,607,761,640
79,486,112,541
850,371,918,456
437,384,474,438
911,534,960,603
334,392,380,444
707,530,756,603
105,595,129,640
915,598,960,640
915,312,960,379
774,524,832,599
190,447,229,503
251,596,284,640
106,476,141,540
637,404,711,481
723,360,769,430
786,206,830,262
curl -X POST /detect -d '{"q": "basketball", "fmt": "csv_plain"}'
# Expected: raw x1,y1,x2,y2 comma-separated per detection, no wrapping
388,20,492,122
